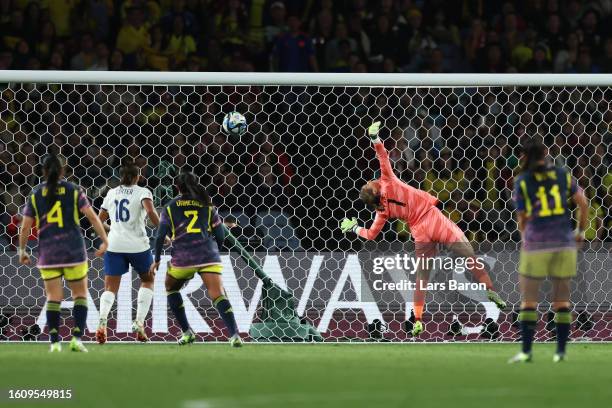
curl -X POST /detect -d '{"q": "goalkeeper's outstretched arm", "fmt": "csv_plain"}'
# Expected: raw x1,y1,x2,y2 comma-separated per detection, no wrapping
339,121,393,240
368,121,396,180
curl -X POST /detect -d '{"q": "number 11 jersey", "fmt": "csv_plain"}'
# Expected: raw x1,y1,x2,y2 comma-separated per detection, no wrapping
101,185,153,253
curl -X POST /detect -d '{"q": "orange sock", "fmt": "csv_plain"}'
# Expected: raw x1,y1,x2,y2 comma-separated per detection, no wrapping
469,258,494,290
414,277,427,321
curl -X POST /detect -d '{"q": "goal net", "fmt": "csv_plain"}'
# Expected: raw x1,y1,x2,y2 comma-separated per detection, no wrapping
1,72,610,342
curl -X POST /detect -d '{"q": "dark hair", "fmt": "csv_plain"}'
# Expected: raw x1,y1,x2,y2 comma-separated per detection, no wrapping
520,137,547,173
175,172,211,206
43,154,64,205
360,182,381,210
120,160,139,185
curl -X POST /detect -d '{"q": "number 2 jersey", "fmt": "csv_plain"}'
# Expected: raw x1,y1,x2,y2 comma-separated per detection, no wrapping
157,196,223,267
513,166,579,251
23,180,90,268
101,185,153,253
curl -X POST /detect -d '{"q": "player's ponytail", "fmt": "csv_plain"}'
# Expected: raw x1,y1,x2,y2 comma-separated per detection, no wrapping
520,137,547,173
176,172,211,206
120,159,139,186
42,154,64,205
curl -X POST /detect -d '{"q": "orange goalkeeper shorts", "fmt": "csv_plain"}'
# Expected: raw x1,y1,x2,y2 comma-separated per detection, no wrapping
410,207,465,258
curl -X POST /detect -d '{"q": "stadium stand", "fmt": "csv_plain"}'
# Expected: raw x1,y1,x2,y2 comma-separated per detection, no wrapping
0,1,610,251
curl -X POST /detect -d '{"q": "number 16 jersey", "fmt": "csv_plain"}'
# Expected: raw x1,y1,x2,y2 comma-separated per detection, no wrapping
101,185,153,253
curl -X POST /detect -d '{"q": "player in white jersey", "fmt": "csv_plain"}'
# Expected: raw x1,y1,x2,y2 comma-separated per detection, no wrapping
95,161,161,344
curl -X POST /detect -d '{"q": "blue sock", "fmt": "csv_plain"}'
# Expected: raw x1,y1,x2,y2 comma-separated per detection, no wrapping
167,291,191,332
46,301,61,343
214,295,238,337
72,298,88,338
555,308,572,354
519,308,537,354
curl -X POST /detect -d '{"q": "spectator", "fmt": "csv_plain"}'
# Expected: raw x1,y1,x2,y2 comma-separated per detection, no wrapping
310,9,334,70
369,15,397,63
108,49,125,71
116,6,151,67
265,2,287,48
581,8,603,52
428,10,460,49
89,42,110,70
214,0,248,47
165,15,196,66
523,43,552,73
425,48,447,73
34,21,56,64
251,135,293,187
544,13,566,54
554,31,580,72
12,39,31,69
326,22,358,72
0,1,607,74
0,0,12,27
403,9,436,67
601,37,612,73
479,42,506,73
272,15,318,72
22,1,41,45
2,9,26,50
463,18,487,67
159,0,197,38
253,163,286,211
43,0,77,38
350,16,371,58
570,45,600,73
0,51,13,69
86,0,112,41
70,33,97,70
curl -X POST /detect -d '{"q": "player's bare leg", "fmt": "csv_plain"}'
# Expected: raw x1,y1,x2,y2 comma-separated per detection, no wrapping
97,275,121,344
132,272,155,342
509,276,540,363
552,278,572,362
447,237,506,310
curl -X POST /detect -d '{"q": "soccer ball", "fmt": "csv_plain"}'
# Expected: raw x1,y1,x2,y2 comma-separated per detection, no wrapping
222,111,247,136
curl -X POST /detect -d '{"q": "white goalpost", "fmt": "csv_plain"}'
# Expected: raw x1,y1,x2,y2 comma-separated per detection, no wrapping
0,71,610,342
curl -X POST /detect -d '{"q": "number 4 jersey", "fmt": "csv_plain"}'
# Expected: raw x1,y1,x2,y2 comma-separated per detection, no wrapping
23,181,90,268
101,185,153,253
513,166,579,251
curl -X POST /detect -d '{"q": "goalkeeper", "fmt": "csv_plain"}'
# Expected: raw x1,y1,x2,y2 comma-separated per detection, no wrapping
340,122,506,336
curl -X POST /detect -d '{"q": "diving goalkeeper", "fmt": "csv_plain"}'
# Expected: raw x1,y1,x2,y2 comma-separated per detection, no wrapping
340,122,506,336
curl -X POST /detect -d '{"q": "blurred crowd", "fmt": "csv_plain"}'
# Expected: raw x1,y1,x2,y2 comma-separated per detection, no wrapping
0,0,611,252
0,0,610,73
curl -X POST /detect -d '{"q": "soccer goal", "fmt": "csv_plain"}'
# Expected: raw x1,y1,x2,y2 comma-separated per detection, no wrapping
1,71,610,343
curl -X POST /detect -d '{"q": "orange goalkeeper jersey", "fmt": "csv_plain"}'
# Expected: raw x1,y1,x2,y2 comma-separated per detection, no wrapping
357,142,438,240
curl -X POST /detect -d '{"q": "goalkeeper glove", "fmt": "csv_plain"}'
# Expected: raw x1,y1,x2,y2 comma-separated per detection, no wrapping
340,217,359,233
367,121,382,142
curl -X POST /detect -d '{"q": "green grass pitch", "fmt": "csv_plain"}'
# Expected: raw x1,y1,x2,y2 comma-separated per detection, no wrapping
2,343,612,408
